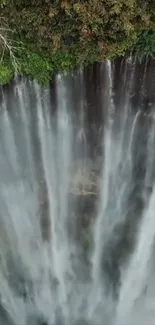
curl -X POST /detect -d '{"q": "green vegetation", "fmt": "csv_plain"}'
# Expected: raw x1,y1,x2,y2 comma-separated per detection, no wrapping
1,0,155,84
0,63,14,85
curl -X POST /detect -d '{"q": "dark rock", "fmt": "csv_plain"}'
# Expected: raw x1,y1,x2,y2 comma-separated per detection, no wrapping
61,35,77,46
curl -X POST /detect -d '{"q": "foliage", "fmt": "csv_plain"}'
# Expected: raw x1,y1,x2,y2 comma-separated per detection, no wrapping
0,61,14,84
134,30,155,62
0,0,155,84
19,49,52,85
0,0,7,8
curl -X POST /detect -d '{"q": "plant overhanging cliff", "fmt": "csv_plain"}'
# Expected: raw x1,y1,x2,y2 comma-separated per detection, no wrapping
0,0,155,85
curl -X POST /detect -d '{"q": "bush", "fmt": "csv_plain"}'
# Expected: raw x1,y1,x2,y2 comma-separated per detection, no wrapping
0,62,14,85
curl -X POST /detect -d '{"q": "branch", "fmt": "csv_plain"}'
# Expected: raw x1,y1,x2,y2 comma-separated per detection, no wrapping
69,189,98,196
0,18,18,72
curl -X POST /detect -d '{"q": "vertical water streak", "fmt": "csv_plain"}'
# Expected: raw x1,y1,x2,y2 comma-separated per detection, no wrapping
56,74,73,248
87,61,116,322
115,56,136,171
34,75,74,323
76,67,87,167
14,78,36,189
55,73,75,323
0,90,20,178
32,82,58,323
92,60,114,278
0,90,40,275
0,88,45,324
126,110,141,167
139,58,148,109
143,114,155,198
0,273,27,325
0,87,41,271
115,184,155,325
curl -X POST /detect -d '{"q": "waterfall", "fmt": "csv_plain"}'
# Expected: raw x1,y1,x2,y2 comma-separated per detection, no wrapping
0,58,155,325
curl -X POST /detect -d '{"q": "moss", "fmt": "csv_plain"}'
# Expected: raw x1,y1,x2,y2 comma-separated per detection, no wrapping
0,62,14,85
19,50,52,85
15,45,79,84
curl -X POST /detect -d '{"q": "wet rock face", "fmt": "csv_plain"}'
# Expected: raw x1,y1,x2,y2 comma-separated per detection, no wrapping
0,303,15,325
37,182,51,242
38,321,48,325
61,35,77,46
39,203,51,242
28,316,49,325
37,158,100,243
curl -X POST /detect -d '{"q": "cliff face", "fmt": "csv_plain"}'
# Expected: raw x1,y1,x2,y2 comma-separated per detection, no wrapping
1,0,155,84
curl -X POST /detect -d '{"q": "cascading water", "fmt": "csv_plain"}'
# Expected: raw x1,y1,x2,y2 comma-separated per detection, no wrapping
0,58,155,325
